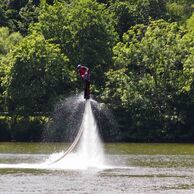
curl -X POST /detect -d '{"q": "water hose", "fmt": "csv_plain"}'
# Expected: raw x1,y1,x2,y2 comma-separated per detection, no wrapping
49,123,84,164
49,101,87,164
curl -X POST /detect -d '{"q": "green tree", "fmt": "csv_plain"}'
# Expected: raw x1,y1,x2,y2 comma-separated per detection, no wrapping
0,27,23,111
103,20,189,141
35,0,118,90
177,13,194,139
109,0,167,37
0,27,23,57
17,0,40,35
186,11,194,35
166,0,194,22
0,0,40,35
0,2,7,26
1,32,73,115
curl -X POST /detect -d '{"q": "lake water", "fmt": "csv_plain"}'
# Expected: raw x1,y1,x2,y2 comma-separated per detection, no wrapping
0,143,194,194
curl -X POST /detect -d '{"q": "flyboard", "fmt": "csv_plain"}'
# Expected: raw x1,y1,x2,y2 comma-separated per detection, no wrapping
49,99,88,164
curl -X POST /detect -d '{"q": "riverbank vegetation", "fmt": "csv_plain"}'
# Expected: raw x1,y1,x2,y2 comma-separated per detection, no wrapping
0,0,194,142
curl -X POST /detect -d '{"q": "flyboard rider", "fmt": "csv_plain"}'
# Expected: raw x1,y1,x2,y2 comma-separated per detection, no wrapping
77,64,91,100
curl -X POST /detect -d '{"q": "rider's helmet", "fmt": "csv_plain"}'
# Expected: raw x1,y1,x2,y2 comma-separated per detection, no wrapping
77,64,81,69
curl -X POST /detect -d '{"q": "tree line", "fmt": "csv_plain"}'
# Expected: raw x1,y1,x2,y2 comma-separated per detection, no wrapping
0,0,194,142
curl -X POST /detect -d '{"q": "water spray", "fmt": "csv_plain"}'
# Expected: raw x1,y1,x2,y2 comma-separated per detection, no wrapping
49,99,87,164
48,98,104,167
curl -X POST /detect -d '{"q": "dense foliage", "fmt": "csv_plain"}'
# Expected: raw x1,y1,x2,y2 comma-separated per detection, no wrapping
2,32,72,115
0,0,194,142
102,20,194,141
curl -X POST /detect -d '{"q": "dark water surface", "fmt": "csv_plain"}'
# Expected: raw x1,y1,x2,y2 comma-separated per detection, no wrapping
0,143,194,194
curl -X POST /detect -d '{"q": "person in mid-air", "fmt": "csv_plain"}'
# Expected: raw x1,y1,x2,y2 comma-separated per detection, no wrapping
77,64,91,100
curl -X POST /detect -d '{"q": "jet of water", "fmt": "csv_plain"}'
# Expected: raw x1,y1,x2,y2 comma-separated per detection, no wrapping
0,98,106,170
77,99,104,167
